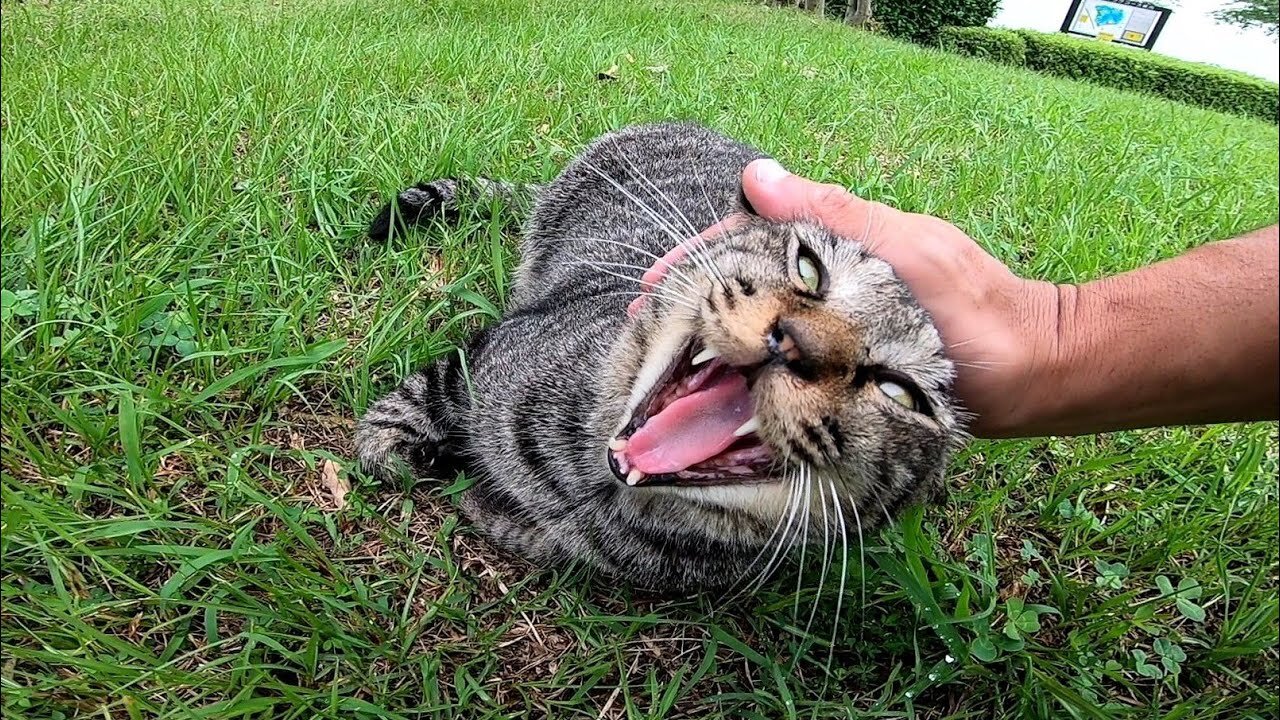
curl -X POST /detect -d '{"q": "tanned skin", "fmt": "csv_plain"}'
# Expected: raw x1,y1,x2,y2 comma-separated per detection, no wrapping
737,159,1279,438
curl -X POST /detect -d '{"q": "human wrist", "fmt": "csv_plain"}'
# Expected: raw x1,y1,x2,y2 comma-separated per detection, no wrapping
973,277,1074,438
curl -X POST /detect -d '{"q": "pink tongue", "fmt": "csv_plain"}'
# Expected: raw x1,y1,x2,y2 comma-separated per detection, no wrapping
626,372,754,475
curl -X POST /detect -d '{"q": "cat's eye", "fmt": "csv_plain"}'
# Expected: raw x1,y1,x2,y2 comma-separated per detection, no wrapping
877,380,916,410
864,369,932,416
793,246,826,295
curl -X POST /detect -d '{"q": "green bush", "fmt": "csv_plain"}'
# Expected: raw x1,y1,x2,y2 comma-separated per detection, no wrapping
823,0,999,44
1016,30,1278,123
939,26,1026,66
933,25,1278,123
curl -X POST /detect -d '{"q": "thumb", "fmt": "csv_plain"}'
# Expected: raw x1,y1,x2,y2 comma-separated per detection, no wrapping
742,159,884,245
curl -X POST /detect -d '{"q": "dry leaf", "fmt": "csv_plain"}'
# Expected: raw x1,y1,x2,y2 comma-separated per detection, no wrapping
596,64,620,81
644,65,669,74
624,52,636,64
320,459,349,510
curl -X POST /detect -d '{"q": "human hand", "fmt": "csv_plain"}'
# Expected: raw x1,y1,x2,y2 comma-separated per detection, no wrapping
738,159,1061,438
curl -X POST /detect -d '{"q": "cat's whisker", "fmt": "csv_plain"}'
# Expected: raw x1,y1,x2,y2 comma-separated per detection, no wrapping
558,235,665,263
689,170,739,293
561,256,665,275
561,256,702,299
720,467,798,604
611,141,701,239
748,465,804,597
580,159,688,246
582,158,734,301
828,478,849,673
721,445,805,603
952,360,1008,372
648,280,706,314
760,471,803,590
684,238,731,293
557,258,700,310
876,498,895,529
860,196,877,245
629,155,733,299
610,148,734,293
569,235,713,295
849,492,867,642
791,464,813,625
590,291,701,314
804,474,833,638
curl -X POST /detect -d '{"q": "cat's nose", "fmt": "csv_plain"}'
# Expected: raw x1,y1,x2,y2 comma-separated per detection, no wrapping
766,322,803,363
766,319,823,382
766,315,857,380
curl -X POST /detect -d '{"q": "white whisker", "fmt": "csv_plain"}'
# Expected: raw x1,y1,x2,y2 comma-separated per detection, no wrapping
749,467,804,596
580,159,686,245
611,144,732,292
720,471,797,604
791,464,813,625
557,235,665,263
561,256,701,298
805,474,833,637
828,479,849,673
611,140,699,238
590,291,701,314
849,493,867,641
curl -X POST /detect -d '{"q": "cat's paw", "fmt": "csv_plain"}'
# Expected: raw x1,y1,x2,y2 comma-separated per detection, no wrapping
354,387,464,481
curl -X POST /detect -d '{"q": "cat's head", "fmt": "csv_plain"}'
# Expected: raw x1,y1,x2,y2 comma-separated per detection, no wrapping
594,217,965,590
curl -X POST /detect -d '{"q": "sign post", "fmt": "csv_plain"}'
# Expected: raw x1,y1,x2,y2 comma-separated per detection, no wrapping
1060,0,1172,51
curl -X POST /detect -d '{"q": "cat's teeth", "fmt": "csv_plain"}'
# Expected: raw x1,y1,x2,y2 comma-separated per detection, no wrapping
691,347,719,366
608,438,628,452
733,416,760,437
626,469,645,486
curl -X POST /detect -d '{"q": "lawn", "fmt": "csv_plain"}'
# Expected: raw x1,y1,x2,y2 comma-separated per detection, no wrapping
1,0,1277,717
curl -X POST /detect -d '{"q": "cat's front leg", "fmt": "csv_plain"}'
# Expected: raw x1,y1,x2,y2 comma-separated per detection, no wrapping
355,349,471,481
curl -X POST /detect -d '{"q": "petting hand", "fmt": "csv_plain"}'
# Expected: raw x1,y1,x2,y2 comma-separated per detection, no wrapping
737,159,1062,437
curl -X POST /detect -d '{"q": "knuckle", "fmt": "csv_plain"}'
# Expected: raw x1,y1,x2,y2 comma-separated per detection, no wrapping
812,183,855,215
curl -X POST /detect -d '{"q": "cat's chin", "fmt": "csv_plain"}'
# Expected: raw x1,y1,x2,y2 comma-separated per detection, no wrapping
606,336,779,488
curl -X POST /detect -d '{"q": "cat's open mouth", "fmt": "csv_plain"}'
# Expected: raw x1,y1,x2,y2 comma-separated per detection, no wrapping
607,340,775,487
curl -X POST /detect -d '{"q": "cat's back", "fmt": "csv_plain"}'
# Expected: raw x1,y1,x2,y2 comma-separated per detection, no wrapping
532,122,766,236
510,123,769,307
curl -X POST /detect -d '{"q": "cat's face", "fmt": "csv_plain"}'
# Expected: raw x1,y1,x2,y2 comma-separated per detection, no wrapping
595,218,962,587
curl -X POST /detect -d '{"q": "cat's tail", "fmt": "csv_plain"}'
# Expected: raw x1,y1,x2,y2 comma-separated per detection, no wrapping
368,176,542,241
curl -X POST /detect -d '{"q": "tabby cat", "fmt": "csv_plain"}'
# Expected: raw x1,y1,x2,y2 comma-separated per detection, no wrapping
356,123,965,592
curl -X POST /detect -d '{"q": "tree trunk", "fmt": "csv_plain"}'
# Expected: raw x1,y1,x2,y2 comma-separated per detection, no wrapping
845,0,871,26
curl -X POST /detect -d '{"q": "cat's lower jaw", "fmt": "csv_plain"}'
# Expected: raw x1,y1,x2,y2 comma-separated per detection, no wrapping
607,336,776,488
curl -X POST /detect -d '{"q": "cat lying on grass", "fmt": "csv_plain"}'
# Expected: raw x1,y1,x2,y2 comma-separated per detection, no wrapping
356,122,964,593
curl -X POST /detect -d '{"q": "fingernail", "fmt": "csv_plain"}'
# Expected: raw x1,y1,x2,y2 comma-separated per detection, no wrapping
752,159,790,184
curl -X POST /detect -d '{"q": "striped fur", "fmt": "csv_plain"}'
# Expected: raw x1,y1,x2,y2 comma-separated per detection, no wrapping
368,177,539,241
356,123,965,593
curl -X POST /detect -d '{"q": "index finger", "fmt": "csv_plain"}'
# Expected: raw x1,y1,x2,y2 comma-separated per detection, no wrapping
626,214,750,318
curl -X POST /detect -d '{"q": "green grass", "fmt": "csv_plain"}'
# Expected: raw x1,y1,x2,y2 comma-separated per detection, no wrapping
2,0,1277,717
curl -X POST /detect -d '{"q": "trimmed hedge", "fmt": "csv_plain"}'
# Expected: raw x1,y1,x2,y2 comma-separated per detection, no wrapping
938,26,1026,66
937,26,1278,123
823,0,999,45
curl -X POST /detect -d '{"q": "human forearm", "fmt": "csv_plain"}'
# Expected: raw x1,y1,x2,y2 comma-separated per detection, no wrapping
995,226,1280,437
